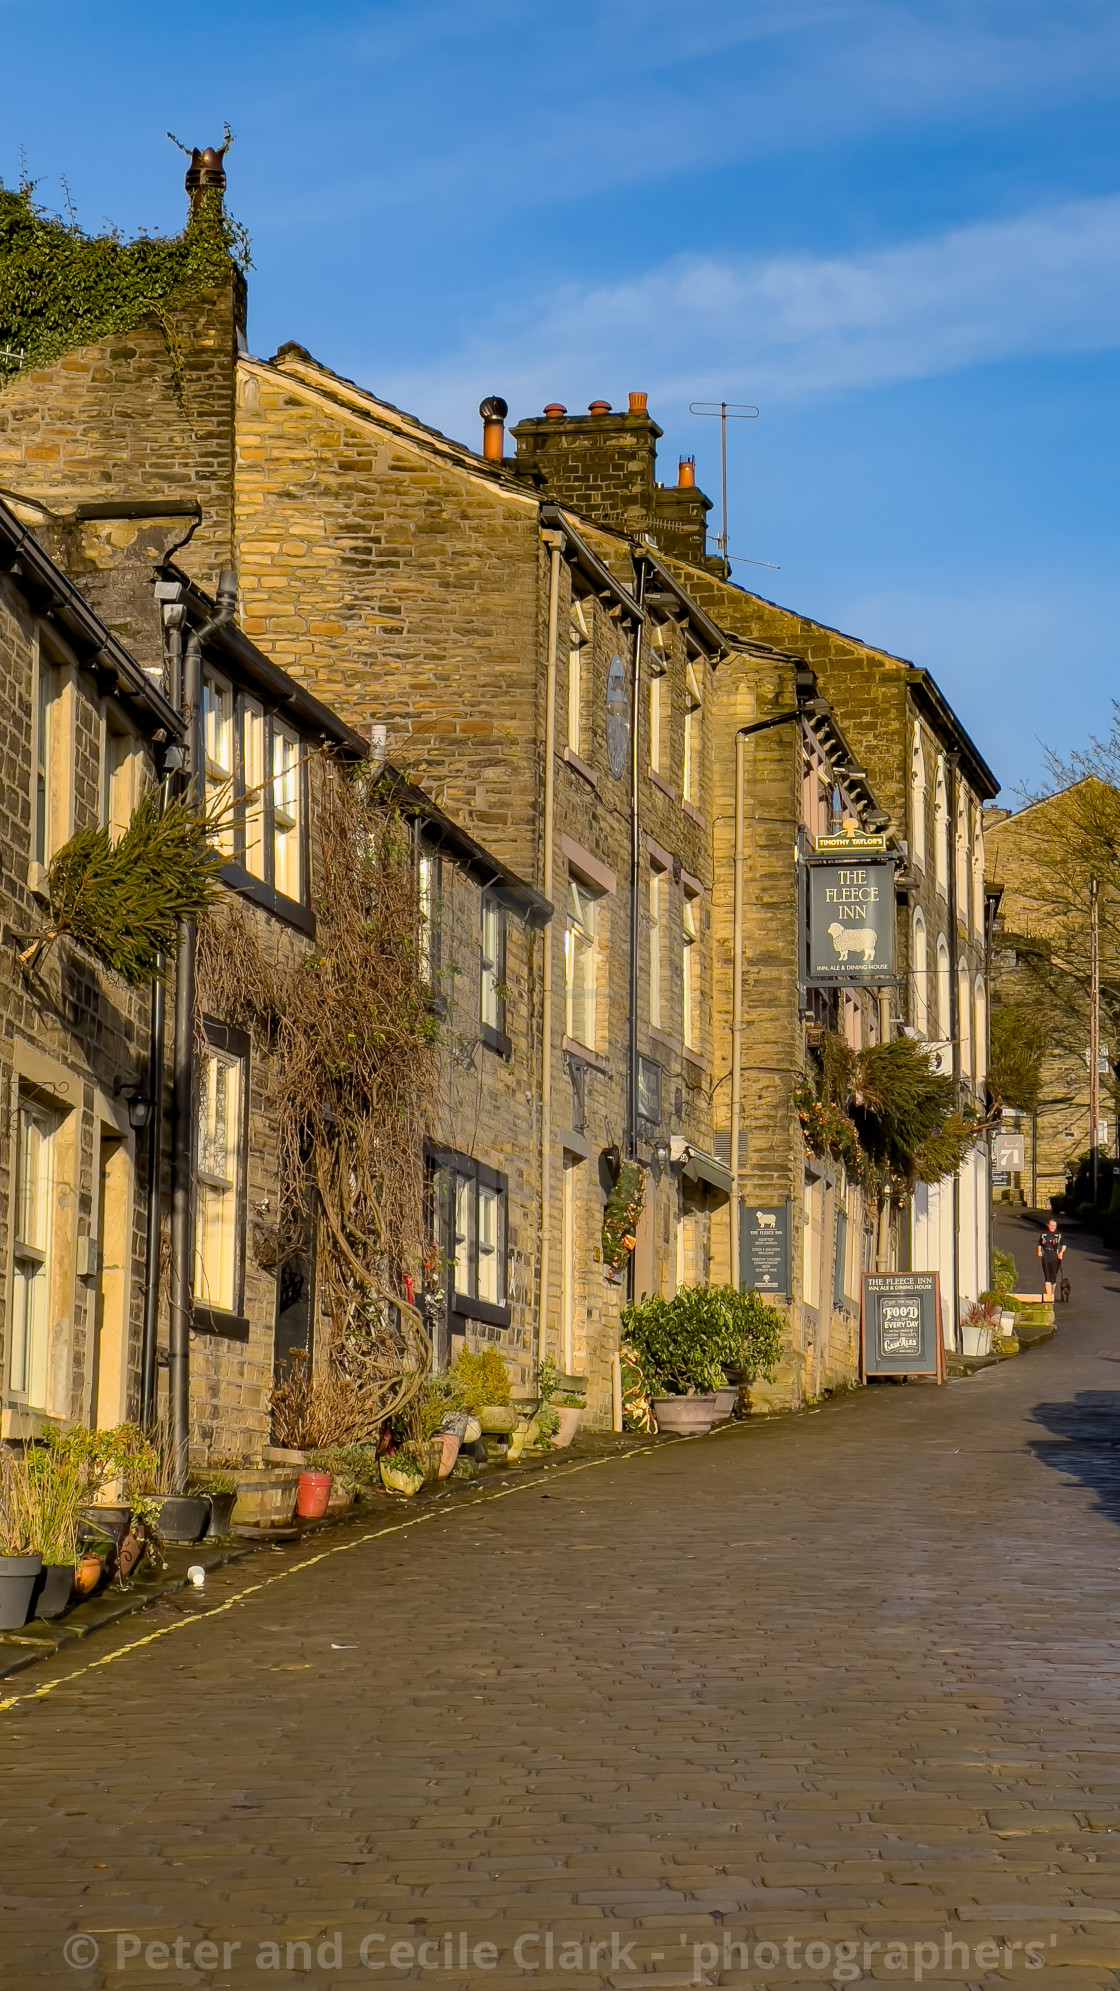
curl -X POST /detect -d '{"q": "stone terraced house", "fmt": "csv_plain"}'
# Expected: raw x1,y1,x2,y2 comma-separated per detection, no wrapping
0,150,1002,1425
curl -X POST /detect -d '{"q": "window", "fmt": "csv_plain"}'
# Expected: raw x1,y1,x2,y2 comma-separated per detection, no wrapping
418,844,441,988
103,722,139,841
194,1027,248,1319
683,663,702,804
911,910,928,1036
958,961,972,1077
564,872,599,1048
480,893,508,1049
428,1150,508,1323
933,759,948,897
936,936,951,1041
955,791,969,913
567,622,584,756
33,652,63,866
972,810,985,935
802,1174,823,1311
637,1055,662,1127
649,668,665,775
203,669,235,856
202,667,306,907
648,862,663,1029
682,889,700,1049
911,724,926,869
10,1099,55,1404
974,975,987,1083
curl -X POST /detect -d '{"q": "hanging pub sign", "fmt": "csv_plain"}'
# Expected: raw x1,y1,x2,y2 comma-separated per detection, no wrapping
861,1272,944,1381
807,856,897,985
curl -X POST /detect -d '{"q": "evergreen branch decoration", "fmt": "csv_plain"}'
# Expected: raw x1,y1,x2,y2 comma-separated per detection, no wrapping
21,789,223,988
602,1161,645,1274
0,180,249,385
802,1031,980,1196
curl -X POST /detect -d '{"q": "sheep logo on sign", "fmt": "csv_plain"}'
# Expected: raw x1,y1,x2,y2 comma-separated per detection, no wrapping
827,921,877,963
755,1210,777,1233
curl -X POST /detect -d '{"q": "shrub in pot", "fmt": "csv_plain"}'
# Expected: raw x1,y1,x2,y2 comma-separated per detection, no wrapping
621,1285,785,1435
451,1347,512,1430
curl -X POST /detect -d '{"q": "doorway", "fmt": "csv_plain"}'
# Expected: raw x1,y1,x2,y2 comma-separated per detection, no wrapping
92,1131,131,1428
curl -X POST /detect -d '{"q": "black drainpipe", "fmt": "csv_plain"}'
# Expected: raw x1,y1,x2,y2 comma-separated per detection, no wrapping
167,572,238,1487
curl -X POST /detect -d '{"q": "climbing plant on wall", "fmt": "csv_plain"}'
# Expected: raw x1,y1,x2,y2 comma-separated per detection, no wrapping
0,179,249,384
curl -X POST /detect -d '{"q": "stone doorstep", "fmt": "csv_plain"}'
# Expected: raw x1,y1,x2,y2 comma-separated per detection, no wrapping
0,1428,680,1682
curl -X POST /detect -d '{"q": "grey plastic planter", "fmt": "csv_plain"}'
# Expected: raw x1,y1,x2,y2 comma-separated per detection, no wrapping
0,1553,42,1630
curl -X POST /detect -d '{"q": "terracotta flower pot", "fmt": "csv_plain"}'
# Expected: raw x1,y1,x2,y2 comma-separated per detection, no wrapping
296,1471,333,1519
650,1395,719,1437
552,1406,583,1448
0,1554,42,1630
429,1432,461,1478
73,1553,104,1600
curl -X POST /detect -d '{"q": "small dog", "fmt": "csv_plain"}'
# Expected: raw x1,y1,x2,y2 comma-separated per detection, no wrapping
1059,1273,1072,1304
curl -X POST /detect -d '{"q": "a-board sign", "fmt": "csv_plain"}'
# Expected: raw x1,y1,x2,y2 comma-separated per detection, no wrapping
861,1272,944,1380
740,1201,791,1300
807,859,896,985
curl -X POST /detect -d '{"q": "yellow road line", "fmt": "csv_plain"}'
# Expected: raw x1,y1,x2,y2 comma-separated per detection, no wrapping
0,1438,668,1717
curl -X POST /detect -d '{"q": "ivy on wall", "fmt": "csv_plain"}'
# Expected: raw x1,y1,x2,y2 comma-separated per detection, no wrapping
0,181,249,384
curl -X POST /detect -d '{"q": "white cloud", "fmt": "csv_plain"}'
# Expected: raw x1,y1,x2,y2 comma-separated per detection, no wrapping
378,193,1120,432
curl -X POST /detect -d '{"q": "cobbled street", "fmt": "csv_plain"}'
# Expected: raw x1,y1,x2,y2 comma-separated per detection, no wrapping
4,1216,1120,1990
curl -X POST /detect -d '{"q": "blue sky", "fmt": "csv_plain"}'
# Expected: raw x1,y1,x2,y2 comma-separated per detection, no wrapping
3,0,1118,795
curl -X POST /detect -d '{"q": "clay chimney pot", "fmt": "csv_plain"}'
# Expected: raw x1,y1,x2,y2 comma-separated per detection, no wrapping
628,391,648,414
677,455,696,489
588,400,611,415
543,403,567,418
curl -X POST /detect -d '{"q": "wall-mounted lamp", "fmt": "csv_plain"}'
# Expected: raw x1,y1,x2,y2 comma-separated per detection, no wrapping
651,1136,672,1171
114,1074,153,1132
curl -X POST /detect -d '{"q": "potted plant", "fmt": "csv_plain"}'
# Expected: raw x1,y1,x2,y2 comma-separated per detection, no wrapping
960,1300,997,1359
0,1448,42,1630
25,1432,89,1619
534,1357,584,1449
621,1285,784,1437
296,1468,333,1519
451,1348,515,1435
380,1440,427,1496
189,1467,238,1538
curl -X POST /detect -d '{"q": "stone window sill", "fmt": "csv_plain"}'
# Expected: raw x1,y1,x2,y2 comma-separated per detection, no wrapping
562,747,598,790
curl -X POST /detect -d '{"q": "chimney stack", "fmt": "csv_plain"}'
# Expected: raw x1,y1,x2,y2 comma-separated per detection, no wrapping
479,396,508,462
677,455,696,488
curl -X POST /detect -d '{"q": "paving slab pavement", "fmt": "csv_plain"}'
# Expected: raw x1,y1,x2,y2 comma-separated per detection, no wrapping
3,1212,1120,1987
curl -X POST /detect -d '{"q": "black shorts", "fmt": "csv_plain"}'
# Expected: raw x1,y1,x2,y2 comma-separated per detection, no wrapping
1041,1255,1060,1281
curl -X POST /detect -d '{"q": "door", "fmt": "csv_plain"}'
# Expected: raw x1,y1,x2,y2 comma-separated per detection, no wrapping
92,1132,131,1428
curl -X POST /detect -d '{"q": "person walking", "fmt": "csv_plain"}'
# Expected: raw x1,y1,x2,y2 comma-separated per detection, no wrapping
1037,1218,1066,1301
